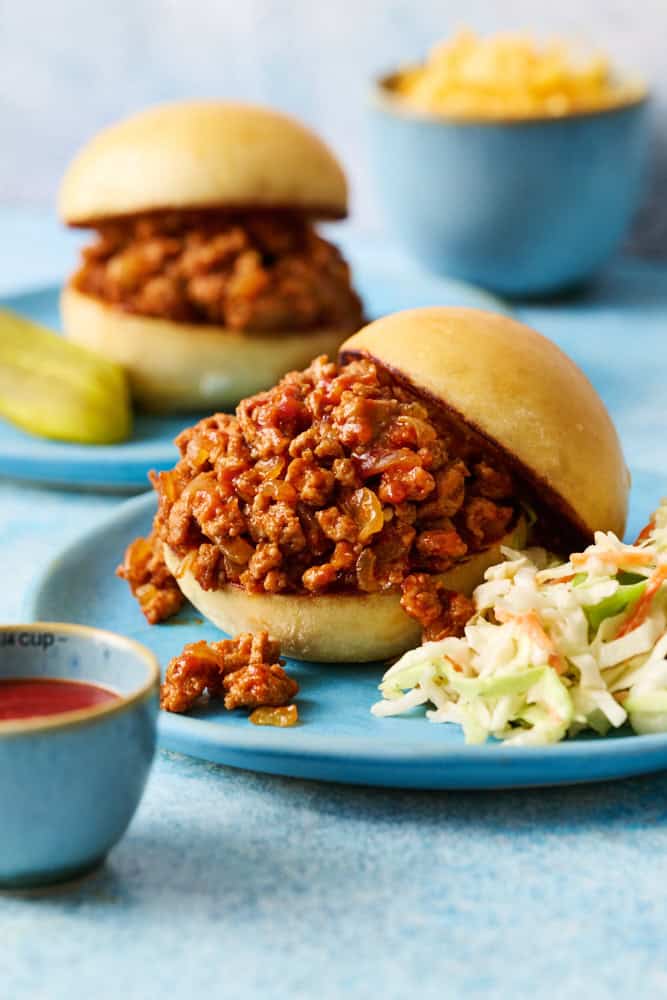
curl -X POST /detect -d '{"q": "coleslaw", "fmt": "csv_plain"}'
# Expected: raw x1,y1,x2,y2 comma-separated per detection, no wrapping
371,501,667,745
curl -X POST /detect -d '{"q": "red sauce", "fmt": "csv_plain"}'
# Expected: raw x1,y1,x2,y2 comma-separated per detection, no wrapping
0,678,120,721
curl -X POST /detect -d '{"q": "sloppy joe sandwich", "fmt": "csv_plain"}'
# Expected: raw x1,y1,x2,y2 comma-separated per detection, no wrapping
119,307,629,663
59,101,363,411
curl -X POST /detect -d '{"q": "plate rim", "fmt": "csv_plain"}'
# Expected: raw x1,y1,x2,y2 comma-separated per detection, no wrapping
23,489,667,771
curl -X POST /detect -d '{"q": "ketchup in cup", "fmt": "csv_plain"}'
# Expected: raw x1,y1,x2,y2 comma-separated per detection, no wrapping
0,678,119,721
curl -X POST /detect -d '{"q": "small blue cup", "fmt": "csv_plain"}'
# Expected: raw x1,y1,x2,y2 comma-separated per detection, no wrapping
369,76,651,296
0,623,159,888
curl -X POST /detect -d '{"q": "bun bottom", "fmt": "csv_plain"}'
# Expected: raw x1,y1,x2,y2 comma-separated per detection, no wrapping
61,285,349,412
163,518,526,662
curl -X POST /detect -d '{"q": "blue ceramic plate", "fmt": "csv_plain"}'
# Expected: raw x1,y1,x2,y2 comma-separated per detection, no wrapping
0,236,508,491
26,489,667,789
0,287,185,490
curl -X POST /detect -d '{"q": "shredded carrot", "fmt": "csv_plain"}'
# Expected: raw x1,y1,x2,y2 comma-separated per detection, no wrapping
444,655,464,673
571,548,654,570
635,519,656,545
550,573,576,585
616,564,667,638
494,607,566,674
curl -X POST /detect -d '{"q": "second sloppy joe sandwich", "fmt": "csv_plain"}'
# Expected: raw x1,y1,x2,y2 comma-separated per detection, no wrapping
119,307,629,662
59,101,363,411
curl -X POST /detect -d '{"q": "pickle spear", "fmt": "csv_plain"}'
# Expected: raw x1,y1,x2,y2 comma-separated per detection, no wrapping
0,308,132,444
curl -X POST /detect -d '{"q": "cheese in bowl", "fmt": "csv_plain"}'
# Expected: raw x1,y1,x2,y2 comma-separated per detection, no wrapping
391,30,645,120
370,31,650,294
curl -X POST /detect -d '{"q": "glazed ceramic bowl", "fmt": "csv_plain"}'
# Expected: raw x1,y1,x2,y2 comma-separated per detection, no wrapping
0,623,159,888
369,76,651,296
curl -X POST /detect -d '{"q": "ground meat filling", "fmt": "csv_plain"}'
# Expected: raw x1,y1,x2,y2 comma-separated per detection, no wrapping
160,631,298,715
117,534,184,625
73,211,364,333
129,355,517,638
399,573,476,643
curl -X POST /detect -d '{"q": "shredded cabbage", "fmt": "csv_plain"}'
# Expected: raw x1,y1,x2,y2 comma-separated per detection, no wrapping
371,501,667,745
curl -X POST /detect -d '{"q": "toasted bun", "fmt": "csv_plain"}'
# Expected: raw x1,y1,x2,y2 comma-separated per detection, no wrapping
61,285,348,411
340,307,629,540
59,101,347,225
163,517,526,663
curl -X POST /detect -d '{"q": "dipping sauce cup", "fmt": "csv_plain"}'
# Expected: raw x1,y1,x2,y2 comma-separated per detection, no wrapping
0,623,159,889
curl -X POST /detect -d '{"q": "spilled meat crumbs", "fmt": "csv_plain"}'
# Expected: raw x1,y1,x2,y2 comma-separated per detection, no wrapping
73,210,363,333
160,630,298,722
121,354,518,642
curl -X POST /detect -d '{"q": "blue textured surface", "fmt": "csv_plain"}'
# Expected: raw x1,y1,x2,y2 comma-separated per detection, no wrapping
2,211,667,996
5,753,667,1000
26,490,667,789
0,239,506,489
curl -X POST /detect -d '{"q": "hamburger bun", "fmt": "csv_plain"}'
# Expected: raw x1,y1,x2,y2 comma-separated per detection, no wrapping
341,307,629,540
163,516,526,662
59,101,347,224
59,101,356,410
61,284,348,412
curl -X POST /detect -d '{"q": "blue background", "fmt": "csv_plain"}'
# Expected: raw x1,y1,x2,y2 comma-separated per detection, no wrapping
2,0,666,251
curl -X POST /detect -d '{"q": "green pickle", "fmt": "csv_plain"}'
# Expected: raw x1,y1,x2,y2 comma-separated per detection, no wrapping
0,308,132,444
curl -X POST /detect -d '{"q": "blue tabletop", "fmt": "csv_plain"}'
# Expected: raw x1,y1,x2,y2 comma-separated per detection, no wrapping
2,211,667,999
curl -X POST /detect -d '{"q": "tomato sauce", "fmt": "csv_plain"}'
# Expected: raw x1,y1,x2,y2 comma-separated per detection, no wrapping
0,678,120,721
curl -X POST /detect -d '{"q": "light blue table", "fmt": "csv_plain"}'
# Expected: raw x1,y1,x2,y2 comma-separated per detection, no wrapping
2,210,667,1000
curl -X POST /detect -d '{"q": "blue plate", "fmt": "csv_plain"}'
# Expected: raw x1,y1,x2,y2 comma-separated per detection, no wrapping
0,236,508,491
0,287,185,490
25,487,667,789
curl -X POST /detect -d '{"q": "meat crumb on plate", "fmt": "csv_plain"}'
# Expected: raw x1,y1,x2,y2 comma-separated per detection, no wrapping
160,631,299,721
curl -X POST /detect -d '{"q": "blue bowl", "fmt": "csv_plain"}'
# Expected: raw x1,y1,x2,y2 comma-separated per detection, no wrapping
0,623,159,888
369,77,651,296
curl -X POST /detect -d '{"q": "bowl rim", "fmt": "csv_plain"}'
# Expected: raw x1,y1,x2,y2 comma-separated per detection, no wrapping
0,622,160,737
370,71,650,126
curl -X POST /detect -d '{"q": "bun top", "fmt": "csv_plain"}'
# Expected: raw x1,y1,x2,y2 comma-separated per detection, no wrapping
59,101,348,225
340,307,629,540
